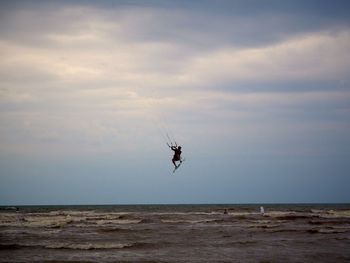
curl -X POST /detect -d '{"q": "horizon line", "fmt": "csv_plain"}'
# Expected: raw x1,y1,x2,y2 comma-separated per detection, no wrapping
1,202,349,207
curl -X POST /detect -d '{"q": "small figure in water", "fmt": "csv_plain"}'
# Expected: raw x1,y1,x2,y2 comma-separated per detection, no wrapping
260,206,265,216
170,144,182,168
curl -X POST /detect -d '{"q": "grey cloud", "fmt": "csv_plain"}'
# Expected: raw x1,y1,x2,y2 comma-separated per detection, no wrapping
2,1,350,50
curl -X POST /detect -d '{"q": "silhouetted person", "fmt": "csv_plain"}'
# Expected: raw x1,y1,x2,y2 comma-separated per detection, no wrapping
170,145,182,168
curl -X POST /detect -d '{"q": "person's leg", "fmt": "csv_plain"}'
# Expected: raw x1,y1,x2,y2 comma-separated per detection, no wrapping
172,158,177,167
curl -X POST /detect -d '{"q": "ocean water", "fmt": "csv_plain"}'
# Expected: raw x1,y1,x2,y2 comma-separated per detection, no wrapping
1,204,350,263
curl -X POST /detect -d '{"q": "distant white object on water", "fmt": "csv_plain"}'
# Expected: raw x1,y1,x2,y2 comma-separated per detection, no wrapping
260,206,265,215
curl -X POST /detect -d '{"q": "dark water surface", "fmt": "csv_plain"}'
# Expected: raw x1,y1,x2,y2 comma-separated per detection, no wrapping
1,204,350,262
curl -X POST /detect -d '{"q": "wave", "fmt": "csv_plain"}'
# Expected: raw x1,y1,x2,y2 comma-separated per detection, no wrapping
335,237,350,241
308,219,350,225
326,210,350,218
138,218,162,224
96,227,152,233
267,227,350,234
160,218,218,224
275,214,318,220
96,219,141,225
248,224,281,229
266,228,310,234
96,227,130,233
309,209,350,218
145,212,223,216
0,241,168,251
0,242,133,251
317,228,350,234
21,241,153,253
45,242,132,250
0,211,138,227
1,215,85,229
232,240,259,246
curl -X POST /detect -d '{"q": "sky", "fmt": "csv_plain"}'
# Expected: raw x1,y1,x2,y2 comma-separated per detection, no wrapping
1,0,350,205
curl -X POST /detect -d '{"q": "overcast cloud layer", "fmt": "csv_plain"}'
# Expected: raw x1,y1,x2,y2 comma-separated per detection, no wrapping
1,0,350,205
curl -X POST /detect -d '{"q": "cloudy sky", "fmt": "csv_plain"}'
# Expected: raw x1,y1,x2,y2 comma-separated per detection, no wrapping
1,0,350,205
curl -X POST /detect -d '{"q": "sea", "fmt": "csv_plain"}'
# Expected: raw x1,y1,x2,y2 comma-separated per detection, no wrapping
1,204,350,263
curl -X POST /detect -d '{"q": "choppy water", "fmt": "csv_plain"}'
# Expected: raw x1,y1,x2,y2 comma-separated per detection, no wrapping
1,204,350,262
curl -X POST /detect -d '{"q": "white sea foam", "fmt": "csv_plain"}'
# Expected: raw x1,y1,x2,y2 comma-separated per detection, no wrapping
0,215,18,227
22,215,74,228
325,210,350,218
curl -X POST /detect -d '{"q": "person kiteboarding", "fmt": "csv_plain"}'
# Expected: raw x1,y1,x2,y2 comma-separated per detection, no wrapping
168,142,183,170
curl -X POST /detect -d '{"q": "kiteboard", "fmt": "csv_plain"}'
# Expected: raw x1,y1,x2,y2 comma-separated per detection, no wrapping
173,158,185,173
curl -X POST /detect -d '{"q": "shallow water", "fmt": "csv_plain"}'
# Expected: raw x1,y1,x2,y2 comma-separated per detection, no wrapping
1,204,350,262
